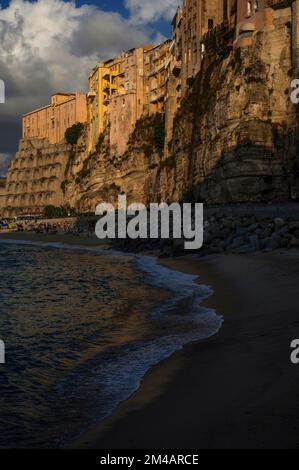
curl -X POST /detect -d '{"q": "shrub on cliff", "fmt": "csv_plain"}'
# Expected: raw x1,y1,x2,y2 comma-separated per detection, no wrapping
44,205,68,218
65,123,84,145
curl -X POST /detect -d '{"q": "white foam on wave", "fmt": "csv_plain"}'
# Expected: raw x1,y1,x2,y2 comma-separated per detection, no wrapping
134,254,223,330
1,237,223,445
0,238,130,259
69,255,223,441
1,238,223,367
85,254,223,428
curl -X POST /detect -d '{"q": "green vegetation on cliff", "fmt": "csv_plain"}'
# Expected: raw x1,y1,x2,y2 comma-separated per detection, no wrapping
65,123,84,145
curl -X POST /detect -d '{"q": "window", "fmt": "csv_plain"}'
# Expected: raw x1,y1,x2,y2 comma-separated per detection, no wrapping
285,22,292,36
247,1,252,17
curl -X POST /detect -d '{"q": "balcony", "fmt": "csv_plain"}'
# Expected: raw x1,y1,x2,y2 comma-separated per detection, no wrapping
150,91,158,103
171,59,182,77
87,91,96,101
264,0,292,8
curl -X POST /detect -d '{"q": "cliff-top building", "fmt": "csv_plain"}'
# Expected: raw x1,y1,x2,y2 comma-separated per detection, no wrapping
87,56,122,153
1,92,87,217
109,46,152,155
88,46,154,155
23,93,87,145
143,40,172,116
2,0,299,218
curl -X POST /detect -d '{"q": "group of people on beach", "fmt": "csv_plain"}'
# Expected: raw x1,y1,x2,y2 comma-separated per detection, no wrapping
0,217,96,236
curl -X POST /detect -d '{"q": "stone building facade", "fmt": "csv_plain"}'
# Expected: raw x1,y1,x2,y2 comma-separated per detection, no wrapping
22,93,87,145
109,47,150,155
143,40,172,115
1,138,70,217
88,46,153,155
178,0,225,96
87,56,122,153
165,0,299,148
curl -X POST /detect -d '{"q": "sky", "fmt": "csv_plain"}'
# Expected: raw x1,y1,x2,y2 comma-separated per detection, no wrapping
0,0,180,175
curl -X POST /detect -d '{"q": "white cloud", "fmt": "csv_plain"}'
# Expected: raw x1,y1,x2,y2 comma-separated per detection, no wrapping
125,0,180,25
0,0,155,159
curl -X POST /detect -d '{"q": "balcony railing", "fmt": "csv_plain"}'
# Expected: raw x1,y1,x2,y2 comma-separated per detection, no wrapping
264,0,292,8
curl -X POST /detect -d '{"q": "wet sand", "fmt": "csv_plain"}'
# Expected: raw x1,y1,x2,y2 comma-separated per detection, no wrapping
0,231,106,247
75,251,299,449
1,232,299,448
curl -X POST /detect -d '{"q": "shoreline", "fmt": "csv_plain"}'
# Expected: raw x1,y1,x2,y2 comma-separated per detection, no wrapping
1,232,299,448
75,251,299,449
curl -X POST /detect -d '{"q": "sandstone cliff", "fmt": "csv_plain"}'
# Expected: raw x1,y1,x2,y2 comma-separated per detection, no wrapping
154,7,299,203
2,7,299,217
63,114,164,211
63,7,299,209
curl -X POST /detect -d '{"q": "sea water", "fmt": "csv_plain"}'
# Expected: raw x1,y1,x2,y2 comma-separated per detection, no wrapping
0,241,222,448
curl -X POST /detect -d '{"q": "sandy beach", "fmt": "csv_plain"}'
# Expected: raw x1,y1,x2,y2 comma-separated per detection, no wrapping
75,251,299,449
1,232,299,449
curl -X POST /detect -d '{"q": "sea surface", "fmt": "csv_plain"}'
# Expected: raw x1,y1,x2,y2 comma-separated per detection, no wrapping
0,240,222,448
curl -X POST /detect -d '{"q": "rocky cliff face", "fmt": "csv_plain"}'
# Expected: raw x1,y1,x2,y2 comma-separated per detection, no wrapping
3,8,298,217
64,7,299,210
64,114,164,211
154,7,299,203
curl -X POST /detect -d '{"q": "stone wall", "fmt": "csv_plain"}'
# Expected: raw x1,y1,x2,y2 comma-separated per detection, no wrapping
2,138,71,217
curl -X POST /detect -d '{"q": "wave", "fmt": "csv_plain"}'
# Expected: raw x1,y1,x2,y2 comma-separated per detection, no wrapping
0,238,223,447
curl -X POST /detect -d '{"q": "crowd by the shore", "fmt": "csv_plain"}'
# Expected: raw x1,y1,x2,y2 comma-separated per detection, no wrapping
0,217,96,237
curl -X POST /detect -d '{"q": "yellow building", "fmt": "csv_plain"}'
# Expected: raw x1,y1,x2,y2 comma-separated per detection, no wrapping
22,93,87,145
88,46,154,154
87,57,123,152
